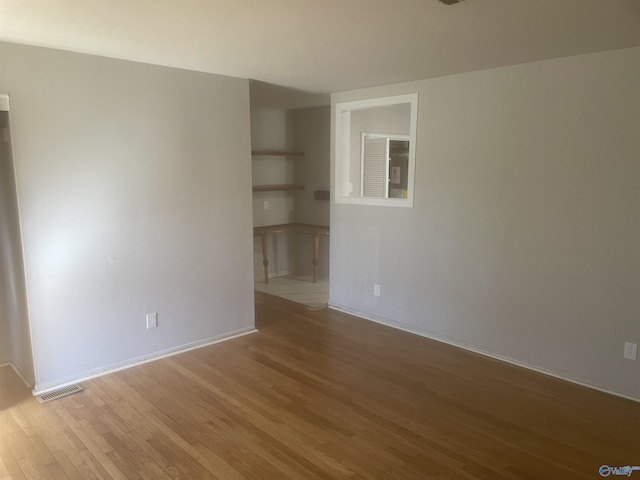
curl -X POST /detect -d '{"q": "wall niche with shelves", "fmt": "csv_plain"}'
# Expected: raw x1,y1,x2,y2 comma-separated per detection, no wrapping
250,106,330,282
251,150,304,193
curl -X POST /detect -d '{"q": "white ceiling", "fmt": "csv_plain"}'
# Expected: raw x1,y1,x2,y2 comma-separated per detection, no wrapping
1,0,639,100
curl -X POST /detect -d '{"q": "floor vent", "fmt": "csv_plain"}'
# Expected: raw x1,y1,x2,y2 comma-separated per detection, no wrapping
36,384,84,404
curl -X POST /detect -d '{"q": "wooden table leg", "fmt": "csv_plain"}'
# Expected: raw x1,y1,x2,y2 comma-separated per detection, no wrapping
312,234,319,283
260,234,269,284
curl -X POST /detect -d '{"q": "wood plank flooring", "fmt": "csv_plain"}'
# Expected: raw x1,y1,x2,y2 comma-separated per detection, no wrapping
1,291,639,479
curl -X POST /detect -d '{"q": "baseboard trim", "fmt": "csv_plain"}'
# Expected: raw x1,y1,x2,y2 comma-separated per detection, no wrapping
32,327,257,396
11,363,33,389
272,270,291,278
329,303,640,404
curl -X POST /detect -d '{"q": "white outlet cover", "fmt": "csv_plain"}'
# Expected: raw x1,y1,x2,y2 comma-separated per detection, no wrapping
374,284,381,296
146,313,158,329
624,342,637,360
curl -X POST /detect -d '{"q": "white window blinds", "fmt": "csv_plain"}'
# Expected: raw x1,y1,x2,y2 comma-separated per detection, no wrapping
362,136,388,198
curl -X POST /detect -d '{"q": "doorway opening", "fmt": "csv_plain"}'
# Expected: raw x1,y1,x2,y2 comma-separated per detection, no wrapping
249,86,330,309
0,94,35,386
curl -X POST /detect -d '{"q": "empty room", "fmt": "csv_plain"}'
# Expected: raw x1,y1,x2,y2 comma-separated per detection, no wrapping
1,1,639,479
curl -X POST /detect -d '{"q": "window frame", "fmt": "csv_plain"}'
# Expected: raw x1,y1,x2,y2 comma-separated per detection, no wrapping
334,93,418,208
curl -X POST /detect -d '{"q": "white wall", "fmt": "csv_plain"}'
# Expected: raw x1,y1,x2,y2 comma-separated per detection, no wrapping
292,106,330,278
0,303,8,365
0,270,9,364
331,47,640,399
0,111,10,364
0,42,255,391
0,108,33,377
0,111,12,365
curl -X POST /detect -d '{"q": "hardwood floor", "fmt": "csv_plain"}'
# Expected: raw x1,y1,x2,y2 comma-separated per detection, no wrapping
1,291,639,479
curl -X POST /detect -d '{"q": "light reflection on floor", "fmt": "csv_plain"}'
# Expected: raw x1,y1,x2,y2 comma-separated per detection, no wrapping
254,274,328,309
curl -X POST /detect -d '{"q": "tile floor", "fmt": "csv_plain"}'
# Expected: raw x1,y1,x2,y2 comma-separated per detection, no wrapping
254,274,328,309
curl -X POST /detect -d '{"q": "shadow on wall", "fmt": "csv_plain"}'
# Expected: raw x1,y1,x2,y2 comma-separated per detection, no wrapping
0,366,31,412
0,105,35,385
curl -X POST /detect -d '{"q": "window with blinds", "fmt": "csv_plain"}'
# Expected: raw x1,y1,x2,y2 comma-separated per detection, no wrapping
334,92,418,207
361,135,388,198
361,133,410,199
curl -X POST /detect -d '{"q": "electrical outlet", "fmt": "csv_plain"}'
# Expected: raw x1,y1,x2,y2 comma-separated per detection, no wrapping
349,183,353,193
146,313,158,330
263,200,269,210
624,342,637,361
374,284,381,297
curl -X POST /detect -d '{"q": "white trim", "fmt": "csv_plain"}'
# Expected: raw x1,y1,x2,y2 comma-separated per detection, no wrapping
253,269,292,283
32,327,257,396
11,363,32,389
334,93,418,208
270,269,291,278
359,131,366,196
0,94,9,111
328,303,640,404
385,139,390,199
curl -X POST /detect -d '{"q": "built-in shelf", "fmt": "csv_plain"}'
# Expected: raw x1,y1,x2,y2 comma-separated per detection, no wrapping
314,190,330,201
251,149,305,194
251,150,304,157
252,184,305,193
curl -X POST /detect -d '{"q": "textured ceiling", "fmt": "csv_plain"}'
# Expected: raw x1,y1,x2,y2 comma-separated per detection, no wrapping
1,0,639,97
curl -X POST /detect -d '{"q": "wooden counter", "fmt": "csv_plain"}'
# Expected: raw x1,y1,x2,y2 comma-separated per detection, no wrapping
253,223,330,284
